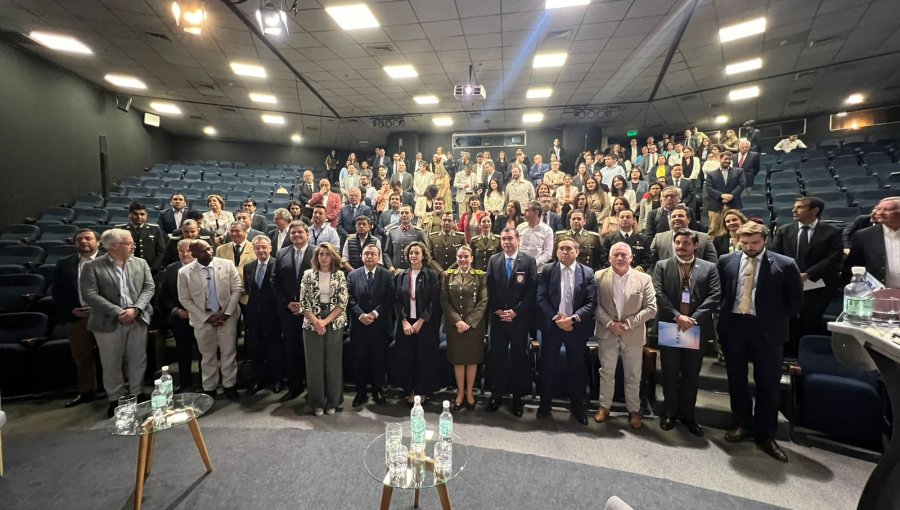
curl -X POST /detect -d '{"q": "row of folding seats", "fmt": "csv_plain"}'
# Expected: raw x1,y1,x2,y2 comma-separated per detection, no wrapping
0,311,75,396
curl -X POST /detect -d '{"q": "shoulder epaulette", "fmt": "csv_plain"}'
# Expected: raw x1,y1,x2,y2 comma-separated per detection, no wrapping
471,269,486,275
385,225,399,231
585,231,601,237
145,223,160,227
446,268,459,274
428,231,441,237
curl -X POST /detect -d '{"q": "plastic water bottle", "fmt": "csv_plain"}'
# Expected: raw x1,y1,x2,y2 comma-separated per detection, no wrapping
160,366,174,407
410,396,426,456
844,266,874,326
439,400,453,444
150,379,167,426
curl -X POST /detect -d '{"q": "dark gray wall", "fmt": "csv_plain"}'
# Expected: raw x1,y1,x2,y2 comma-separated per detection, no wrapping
0,41,172,227
170,136,332,169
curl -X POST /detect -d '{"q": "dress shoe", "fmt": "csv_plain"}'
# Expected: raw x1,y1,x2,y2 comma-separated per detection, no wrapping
224,387,239,400
272,382,284,394
512,396,524,418
65,392,96,408
628,412,643,430
279,390,301,402
724,426,756,443
107,401,117,418
314,408,324,416
352,393,368,408
465,397,476,411
571,412,588,426
245,383,261,397
593,407,610,423
201,390,217,398
683,420,704,438
757,439,789,463
486,397,502,413
536,406,552,419
453,400,464,412
325,407,336,415
372,391,386,405
659,416,675,431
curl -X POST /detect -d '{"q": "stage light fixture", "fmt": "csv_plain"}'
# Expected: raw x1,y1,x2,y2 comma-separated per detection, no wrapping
255,0,289,36
171,1,207,35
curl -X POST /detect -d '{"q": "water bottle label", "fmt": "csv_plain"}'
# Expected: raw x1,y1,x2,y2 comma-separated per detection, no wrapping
151,394,166,411
844,296,873,317
161,380,172,395
439,420,452,438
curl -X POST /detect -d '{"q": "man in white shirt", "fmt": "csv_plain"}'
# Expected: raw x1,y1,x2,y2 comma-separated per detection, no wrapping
847,197,900,288
600,155,626,190
505,165,536,205
517,201,554,270
774,134,807,153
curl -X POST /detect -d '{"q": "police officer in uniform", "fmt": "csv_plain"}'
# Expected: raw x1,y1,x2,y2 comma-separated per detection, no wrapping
552,209,602,269
470,215,501,272
600,208,652,272
428,212,466,273
418,196,447,236
384,205,427,272
118,201,167,273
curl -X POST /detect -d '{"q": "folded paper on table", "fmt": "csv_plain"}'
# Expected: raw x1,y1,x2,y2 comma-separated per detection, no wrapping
658,322,700,350
803,278,826,291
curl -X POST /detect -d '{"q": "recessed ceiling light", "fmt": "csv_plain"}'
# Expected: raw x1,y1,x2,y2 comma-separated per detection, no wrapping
28,31,92,54
836,111,848,117
104,74,147,90
203,126,217,136
719,17,766,43
262,114,285,125
413,95,439,105
150,102,181,115
523,112,544,123
249,92,277,104
533,52,567,69
432,116,453,127
845,93,865,105
325,3,380,30
714,115,730,125
230,62,267,78
725,57,762,75
545,0,590,8
291,133,302,143
526,87,553,99
728,85,760,101
384,65,418,79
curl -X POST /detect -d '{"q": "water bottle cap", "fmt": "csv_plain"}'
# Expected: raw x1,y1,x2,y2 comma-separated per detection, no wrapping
443,400,450,408
851,266,866,275
162,365,169,371
414,395,421,404
154,379,162,385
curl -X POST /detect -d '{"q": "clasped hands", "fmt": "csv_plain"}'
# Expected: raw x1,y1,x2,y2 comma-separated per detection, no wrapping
308,316,329,335
402,319,423,336
675,314,697,332
552,314,575,332
204,312,228,328
608,321,629,336
494,308,517,322
117,308,137,325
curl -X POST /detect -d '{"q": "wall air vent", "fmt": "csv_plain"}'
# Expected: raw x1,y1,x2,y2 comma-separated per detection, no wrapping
218,107,239,116
189,81,225,97
544,29,573,42
708,102,725,109
365,44,397,56
809,35,841,48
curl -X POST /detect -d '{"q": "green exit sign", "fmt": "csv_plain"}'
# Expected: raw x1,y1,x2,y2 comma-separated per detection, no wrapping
627,129,638,137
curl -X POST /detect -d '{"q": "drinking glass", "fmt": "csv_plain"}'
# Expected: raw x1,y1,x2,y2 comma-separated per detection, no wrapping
872,297,899,326
118,394,137,424
433,441,452,474
389,444,408,485
114,405,133,432
385,422,402,467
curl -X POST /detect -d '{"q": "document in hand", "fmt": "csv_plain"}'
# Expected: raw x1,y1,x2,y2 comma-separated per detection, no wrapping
658,322,700,350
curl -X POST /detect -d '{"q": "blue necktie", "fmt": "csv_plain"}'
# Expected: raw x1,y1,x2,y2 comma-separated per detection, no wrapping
206,266,220,312
255,263,265,288
366,271,374,292
506,256,513,279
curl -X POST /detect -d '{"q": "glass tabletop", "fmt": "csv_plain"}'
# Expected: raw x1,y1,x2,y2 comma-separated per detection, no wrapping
108,392,214,436
363,426,468,490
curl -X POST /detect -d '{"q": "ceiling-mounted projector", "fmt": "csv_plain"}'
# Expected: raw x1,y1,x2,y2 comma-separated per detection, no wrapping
454,84,486,100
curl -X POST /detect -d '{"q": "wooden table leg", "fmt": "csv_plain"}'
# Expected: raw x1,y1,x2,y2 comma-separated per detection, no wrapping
437,484,453,510
414,489,420,509
134,434,150,510
379,485,393,510
143,434,157,480
187,418,213,472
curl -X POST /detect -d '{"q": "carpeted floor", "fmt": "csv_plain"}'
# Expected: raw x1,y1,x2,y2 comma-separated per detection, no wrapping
1,427,783,510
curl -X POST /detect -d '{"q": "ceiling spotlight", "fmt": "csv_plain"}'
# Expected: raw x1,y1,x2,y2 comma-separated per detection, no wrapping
249,92,277,104
845,93,865,105
291,133,302,143
255,0,289,36
714,115,729,125
433,116,453,127
262,114,285,125
171,1,207,35
104,74,147,90
203,126,217,136
587,110,596,119
28,31,92,54
576,110,586,119
150,102,182,115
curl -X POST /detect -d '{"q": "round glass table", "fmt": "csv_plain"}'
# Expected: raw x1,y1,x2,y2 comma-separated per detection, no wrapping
364,426,468,510
108,393,214,510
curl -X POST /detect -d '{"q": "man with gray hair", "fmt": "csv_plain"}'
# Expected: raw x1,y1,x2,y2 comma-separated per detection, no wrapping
80,228,156,417
268,207,293,252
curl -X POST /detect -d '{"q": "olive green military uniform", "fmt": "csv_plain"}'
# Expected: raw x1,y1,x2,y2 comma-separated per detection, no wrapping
553,229,602,269
440,269,488,365
469,233,501,272
427,230,466,273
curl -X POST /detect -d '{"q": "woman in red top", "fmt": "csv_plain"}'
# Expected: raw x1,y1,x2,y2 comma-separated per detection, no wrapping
457,196,488,243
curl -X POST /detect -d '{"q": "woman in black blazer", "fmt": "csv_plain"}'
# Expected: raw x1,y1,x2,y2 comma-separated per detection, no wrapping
393,241,442,405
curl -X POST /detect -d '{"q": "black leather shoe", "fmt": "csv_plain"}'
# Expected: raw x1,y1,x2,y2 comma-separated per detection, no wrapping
683,420,704,438
201,390,217,398
571,412,588,426
65,392,96,408
660,416,675,431
272,382,284,394
107,401,117,418
512,396,524,417
245,383,261,397
372,391,386,405
486,397,502,412
224,387,239,400
137,393,151,404
536,406,552,419
724,426,755,443
453,400,464,412
758,439,789,463
352,393,368,407
279,390,300,402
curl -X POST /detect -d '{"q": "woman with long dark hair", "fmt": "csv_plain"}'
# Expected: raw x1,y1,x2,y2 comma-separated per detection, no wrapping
493,200,524,235
565,192,598,231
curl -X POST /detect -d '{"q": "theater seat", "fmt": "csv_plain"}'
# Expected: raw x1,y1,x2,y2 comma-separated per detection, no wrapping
0,312,47,396
39,207,75,224
0,274,47,313
0,224,40,243
39,224,78,242
0,245,45,269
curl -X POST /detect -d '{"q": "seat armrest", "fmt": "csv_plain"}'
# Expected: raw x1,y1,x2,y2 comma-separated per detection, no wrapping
19,336,48,349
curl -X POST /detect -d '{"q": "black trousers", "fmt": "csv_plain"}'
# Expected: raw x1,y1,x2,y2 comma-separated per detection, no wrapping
279,311,306,393
538,329,588,414
169,316,197,388
660,345,703,421
246,308,284,385
350,325,389,394
786,287,832,358
720,314,784,441
394,321,440,396
486,318,532,397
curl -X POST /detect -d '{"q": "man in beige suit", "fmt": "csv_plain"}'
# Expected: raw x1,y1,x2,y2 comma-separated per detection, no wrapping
215,222,255,305
177,240,243,399
594,242,658,429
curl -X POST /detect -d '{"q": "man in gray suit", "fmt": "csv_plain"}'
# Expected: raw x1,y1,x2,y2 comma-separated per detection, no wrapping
650,205,718,267
652,229,721,437
390,161,413,193
80,228,156,417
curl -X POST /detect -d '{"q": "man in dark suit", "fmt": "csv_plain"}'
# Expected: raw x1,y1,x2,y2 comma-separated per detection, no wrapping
377,193,403,240
163,218,216,266
665,164,696,210
645,186,699,238
600,209,651,271
270,220,314,401
296,170,319,207
347,244,395,407
159,238,198,391
391,162,413,193
706,151,745,235
337,187,374,240
159,192,190,235
117,201,167,273
53,228,101,407
268,208,294,254
241,199,268,233
538,196,562,231
846,197,900,286
769,196,843,357
485,227,537,417
650,206,718,267
536,239,599,425
732,140,761,192
717,222,803,462
652,229,721,437
549,138,566,170
243,235,284,395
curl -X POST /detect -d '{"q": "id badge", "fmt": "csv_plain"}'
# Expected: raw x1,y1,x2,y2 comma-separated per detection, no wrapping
681,290,691,304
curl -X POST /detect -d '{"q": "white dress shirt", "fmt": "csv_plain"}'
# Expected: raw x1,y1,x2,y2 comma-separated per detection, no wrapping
558,262,575,316
883,226,900,288
77,251,99,305
732,249,765,315
612,269,629,320
517,222,554,267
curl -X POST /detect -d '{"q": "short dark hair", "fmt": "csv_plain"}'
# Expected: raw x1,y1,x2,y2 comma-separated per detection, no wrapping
185,210,204,221
672,204,691,217
128,201,146,213
524,200,542,215
672,229,699,244
500,226,520,238
797,196,825,218
354,215,371,226
170,192,186,201
242,199,257,207
73,228,98,243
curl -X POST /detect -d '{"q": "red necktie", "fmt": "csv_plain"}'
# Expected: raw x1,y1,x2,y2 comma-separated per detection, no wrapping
739,154,745,167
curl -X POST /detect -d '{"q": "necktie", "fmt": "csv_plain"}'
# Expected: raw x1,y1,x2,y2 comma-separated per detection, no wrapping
233,244,242,266
796,225,810,272
351,205,357,218
561,266,573,316
506,256,513,279
678,262,693,315
366,271,374,292
255,263,265,288
206,266,220,312
739,256,757,314
543,213,549,225
623,232,629,240
675,179,680,188
294,249,302,278
739,154,745,167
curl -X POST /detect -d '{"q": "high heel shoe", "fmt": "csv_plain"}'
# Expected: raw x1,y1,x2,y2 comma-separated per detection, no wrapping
465,396,476,410
453,400,464,411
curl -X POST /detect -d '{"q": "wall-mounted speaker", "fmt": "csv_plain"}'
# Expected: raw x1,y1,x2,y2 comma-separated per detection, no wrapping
115,95,133,112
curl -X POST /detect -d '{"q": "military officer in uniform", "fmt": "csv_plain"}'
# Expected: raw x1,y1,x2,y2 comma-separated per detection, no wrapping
470,215,501,272
428,212,466,273
419,196,447,236
600,209,652,272
384,205,427,272
553,210,602,269
118,201,167,273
